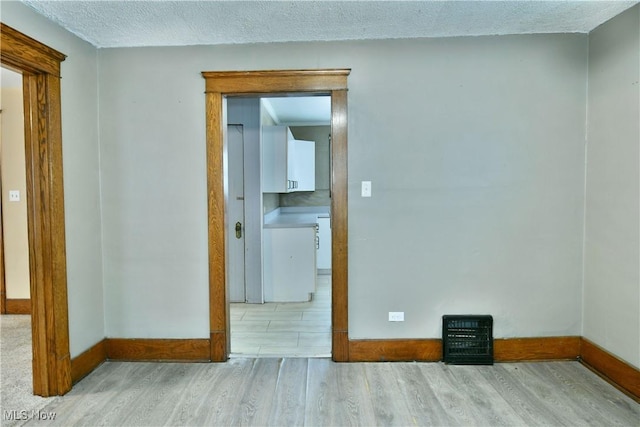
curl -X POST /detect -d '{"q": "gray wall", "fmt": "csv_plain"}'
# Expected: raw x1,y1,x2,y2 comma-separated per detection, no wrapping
98,34,588,340
584,5,639,368
3,2,104,357
6,1,638,367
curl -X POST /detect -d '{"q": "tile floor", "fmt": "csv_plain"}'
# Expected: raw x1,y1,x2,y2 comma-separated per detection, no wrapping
230,274,331,358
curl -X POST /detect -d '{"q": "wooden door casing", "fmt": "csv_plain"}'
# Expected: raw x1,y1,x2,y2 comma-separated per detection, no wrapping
0,23,71,396
202,69,350,361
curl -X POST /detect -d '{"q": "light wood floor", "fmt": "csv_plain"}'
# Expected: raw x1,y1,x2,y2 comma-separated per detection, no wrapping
19,359,639,426
230,274,331,357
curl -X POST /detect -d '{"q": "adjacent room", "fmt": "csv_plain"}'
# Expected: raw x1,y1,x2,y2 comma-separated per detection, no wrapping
1,0,638,425
226,95,333,357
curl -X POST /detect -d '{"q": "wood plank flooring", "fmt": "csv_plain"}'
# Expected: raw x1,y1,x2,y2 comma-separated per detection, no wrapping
20,359,639,426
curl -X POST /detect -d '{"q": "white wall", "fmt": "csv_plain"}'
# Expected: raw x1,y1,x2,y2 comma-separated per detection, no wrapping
98,34,587,339
2,2,104,357
584,5,640,368
1,80,31,299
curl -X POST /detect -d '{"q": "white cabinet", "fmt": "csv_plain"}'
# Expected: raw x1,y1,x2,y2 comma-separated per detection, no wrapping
262,126,294,192
262,125,315,193
263,226,317,302
316,217,331,271
293,139,315,192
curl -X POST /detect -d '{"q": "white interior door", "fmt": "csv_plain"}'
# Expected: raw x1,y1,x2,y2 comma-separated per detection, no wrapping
227,125,246,302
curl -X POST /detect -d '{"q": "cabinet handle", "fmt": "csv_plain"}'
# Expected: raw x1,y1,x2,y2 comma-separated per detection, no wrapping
235,222,242,239
316,235,320,249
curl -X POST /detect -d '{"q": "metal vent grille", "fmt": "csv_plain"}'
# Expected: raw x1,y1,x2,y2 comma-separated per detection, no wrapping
442,315,494,365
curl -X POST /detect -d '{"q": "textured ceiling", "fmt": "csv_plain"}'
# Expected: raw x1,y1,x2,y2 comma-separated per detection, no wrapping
20,0,639,48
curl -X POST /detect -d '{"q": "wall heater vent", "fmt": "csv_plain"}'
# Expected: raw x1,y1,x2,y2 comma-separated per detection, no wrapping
442,315,493,365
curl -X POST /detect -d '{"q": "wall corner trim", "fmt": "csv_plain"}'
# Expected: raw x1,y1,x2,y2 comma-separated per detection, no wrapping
70,339,107,384
580,338,640,401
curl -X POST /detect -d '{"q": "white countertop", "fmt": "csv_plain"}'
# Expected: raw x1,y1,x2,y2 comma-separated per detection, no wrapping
264,207,330,228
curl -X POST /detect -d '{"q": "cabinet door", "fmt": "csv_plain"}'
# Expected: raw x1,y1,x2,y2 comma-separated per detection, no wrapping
263,227,317,302
262,126,295,193
293,139,315,192
316,217,331,270
262,126,315,193
286,136,297,191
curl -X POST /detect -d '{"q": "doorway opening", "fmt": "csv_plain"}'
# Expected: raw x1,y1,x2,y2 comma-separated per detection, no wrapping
226,95,332,357
1,67,31,315
0,66,38,410
202,69,350,362
1,23,71,396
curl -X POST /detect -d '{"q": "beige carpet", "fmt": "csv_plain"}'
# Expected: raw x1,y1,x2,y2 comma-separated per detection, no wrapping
0,315,57,427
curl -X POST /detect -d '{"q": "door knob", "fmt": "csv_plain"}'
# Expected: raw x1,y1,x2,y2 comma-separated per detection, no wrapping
235,222,242,239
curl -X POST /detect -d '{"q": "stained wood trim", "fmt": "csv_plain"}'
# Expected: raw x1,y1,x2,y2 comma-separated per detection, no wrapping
203,69,349,94
330,90,349,362
203,69,350,362
1,23,70,397
210,332,227,362
70,339,107,384
106,338,211,362
0,23,65,76
494,336,580,362
580,338,640,400
348,336,580,363
63,335,640,403
5,299,31,314
205,91,228,361
349,339,441,362
24,72,72,396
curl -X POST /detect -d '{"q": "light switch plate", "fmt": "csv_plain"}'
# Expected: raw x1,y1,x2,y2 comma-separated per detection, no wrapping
361,181,372,197
9,190,20,202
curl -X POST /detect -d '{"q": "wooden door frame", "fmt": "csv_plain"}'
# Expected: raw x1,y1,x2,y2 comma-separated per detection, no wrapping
1,23,72,396
0,172,5,314
202,69,350,361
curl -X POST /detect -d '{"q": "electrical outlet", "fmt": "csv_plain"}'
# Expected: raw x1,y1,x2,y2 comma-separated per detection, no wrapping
388,311,404,322
9,190,20,202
